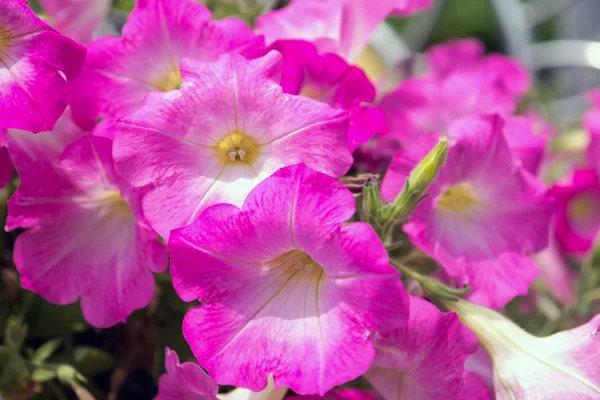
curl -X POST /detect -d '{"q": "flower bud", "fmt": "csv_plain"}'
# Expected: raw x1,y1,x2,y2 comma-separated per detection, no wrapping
387,138,448,220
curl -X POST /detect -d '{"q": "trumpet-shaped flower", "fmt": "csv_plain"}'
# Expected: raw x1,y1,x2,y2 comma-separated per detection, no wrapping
155,348,218,400
272,40,385,151
552,169,600,255
0,0,86,132
7,135,167,327
382,115,555,308
39,0,112,43
114,52,352,240
256,0,430,63
169,164,408,395
379,39,530,148
366,296,489,400
446,299,600,400
70,0,264,138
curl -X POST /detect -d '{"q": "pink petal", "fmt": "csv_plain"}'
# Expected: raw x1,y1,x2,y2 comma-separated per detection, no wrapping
155,348,218,400
39,0,111,43
0,0,86,132
366,296,489,400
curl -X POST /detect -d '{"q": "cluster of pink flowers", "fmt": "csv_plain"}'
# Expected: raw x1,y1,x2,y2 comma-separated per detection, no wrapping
1,0,600,399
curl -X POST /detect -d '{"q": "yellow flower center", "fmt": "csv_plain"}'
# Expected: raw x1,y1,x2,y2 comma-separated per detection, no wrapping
0,25,12,55
270,249,324,277
355,46,387,84
153,67,182,92
567,193,600,233
214,130,261,165
437,182,480,215
300,85,326,102
94,189,132,217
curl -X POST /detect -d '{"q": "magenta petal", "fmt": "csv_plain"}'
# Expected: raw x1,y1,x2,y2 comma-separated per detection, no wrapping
155,348,218,400
0,0,85,132
39,0,111,43
367,296,489,400
290,389,376,400
6,107,85,175
169,164,407,395
553,169,600,255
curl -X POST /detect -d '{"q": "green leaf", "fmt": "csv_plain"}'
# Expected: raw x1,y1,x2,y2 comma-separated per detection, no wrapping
25,298,88,338
31,338,62,365
72,346,115,377
4,317,27,351
31,367,56,383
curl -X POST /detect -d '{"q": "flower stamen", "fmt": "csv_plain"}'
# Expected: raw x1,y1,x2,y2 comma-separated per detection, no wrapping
215,130,260,165
437,182,480,215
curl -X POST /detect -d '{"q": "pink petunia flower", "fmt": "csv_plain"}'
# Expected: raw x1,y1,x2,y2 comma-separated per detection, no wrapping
39,0,111,44
70,0,265,138
155,348,218,400
114,51,352,240
378,39,530,148
0,0,86,133
381,115,555,308
169,164,409,395
7,135,167,327
366,296,489,400
552,169,600,255
447,299,600,399
256,0,430,63
272,40,385,151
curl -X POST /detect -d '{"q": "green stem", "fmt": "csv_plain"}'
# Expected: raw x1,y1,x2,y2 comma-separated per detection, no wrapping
389,259,425,281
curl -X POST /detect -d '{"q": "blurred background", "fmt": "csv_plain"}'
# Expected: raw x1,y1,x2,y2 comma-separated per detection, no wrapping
3,0,600,398
384,0,600,126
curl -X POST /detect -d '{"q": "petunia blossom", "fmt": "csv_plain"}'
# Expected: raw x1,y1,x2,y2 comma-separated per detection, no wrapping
366,296,489,400
155,348,218,400
0,0,86,133
114,51,352,240
272,39,385,151
7,135,167,328
39,0,112,43
446,299,600,400
378,39,530,149
256,0,430,63
381,114,555,308
70,0,265,138
169,164,409,395
552,168,600,255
